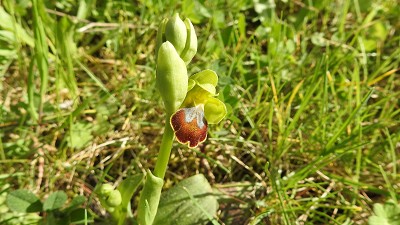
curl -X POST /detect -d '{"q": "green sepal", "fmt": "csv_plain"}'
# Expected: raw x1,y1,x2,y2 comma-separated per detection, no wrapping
204,97,227,124
137,170,164,225
190,70,218,95
181,18,197,64
190,69,218,87
165,13,187,55
156,41,188,114
197,83,216,96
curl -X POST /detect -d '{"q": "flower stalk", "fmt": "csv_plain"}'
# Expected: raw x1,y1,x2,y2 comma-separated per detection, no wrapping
153,116,175,179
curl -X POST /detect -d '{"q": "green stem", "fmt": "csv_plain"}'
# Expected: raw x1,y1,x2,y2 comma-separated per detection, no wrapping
153,116,174,179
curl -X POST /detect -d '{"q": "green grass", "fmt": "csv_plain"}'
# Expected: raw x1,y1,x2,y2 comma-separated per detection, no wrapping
1,0,399,224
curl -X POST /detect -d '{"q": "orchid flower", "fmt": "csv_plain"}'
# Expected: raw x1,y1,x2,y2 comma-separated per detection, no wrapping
170,69,226,148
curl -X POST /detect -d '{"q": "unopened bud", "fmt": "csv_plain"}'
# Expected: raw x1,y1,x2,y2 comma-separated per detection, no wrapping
156,13,197,64
156,41,188,115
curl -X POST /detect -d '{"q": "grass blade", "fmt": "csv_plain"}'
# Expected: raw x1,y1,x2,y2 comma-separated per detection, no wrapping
32,0,49,122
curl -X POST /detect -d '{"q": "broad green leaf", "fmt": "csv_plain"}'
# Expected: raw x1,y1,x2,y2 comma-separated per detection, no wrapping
368,216,391,225
190,69,218,87
368,200,400,225
43,191,68,211
154,174,218,225
204,97,227,124
6,189,42,213
67,122,93,149
64,195,86,213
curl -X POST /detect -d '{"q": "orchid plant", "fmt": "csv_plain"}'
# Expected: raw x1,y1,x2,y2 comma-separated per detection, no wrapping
96,13,226,225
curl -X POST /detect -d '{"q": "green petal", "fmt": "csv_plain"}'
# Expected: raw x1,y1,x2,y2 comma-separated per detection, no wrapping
197,83,216,95
204,97,226,124
182,85,212,107
190,69,218,87
188,79,196,92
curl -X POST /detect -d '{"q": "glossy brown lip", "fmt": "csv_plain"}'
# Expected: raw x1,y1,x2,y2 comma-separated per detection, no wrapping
170,106,208,148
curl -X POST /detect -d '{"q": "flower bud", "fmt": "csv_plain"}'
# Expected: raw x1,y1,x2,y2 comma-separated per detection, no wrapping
165,13,187,56
156,13,197,65
106,190,122,207
98,183,114,196
96,183,122,210
156,41,188,115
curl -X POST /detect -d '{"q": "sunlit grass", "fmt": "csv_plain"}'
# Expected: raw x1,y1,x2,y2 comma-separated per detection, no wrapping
0,0,399,224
